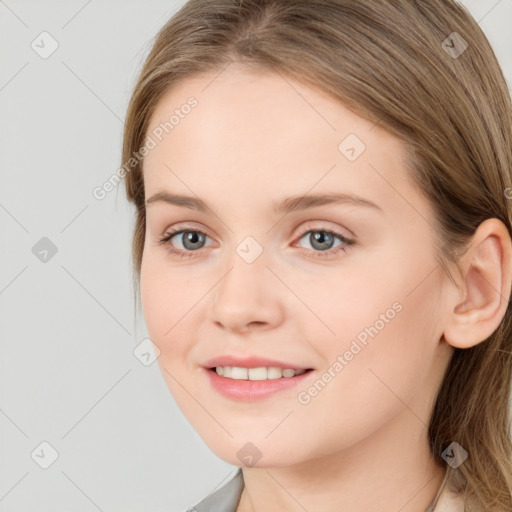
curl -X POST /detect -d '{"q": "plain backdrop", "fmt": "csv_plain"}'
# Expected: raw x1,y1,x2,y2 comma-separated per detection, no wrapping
1,1,511,511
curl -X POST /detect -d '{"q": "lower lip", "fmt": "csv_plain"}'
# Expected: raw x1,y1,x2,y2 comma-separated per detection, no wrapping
204,367,315,401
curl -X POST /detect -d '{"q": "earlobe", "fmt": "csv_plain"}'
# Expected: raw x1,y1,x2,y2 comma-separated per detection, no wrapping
443,218,512,350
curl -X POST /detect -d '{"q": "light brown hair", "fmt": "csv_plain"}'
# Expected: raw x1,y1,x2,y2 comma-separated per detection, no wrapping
122,1,512,509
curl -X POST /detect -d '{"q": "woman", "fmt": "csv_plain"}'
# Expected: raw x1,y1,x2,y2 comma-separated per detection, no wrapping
121,1,512,510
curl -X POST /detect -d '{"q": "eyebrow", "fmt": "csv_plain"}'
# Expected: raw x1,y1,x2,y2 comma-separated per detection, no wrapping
145,191,383,214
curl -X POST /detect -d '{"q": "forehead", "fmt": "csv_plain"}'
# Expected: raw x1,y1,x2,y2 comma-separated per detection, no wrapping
142,65,422,219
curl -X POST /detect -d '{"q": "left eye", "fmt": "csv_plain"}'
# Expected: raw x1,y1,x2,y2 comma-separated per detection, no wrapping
295,229,353,254
158,227,355,259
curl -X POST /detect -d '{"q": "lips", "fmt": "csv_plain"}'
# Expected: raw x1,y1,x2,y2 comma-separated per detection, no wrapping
202,355,313,371
204,364,315,400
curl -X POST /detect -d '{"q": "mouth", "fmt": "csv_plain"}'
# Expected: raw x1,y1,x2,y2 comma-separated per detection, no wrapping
208,366,314,380
205,366,315,401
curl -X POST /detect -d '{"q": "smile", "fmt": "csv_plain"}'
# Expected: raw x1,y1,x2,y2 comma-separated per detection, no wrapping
205,367,315,400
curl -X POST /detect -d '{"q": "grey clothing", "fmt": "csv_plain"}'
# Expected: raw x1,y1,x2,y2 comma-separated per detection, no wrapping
187,468,244,512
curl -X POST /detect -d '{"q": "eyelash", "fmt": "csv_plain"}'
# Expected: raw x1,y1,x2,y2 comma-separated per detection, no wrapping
157,226,355,260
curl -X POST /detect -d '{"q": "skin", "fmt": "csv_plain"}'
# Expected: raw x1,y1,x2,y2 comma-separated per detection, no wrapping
140,63,511,512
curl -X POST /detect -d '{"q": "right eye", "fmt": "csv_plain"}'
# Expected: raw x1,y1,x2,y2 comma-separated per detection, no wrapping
158,229,213,258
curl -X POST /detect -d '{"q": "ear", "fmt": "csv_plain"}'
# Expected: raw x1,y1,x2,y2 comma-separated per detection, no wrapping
443,218,512,349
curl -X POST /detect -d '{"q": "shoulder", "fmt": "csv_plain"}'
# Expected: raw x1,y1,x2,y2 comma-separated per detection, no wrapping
186,468,244,512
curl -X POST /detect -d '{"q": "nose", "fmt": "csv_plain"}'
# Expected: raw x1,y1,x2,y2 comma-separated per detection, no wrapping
208,253,285,334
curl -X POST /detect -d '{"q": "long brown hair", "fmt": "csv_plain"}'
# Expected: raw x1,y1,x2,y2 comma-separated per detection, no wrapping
121,1,512,509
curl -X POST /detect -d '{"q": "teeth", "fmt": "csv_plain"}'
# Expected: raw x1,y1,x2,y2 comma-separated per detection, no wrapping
231,367,248,379
214,366,307,380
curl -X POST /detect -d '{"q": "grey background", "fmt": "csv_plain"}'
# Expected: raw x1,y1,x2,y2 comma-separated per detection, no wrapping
1,1,511,511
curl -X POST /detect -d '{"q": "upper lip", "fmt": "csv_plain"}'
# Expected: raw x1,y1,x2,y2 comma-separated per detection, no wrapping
203,355,313,370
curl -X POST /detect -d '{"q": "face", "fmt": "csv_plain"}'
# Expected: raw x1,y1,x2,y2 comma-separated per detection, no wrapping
140,64,452,468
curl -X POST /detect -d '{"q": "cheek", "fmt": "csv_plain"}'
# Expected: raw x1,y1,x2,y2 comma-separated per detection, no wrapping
308,252,441,407
140,249,208,367
140,258,168,339
293,301,437,457
140,251,184,345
